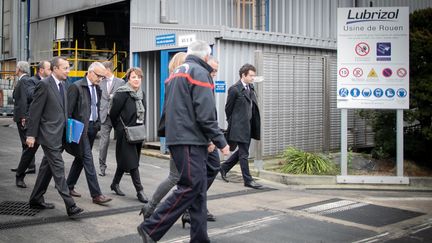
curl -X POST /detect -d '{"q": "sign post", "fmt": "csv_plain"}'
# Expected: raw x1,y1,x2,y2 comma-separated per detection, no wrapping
336,7,410,184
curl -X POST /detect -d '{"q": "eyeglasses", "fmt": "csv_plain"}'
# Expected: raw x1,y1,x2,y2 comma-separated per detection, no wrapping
93,71,105,79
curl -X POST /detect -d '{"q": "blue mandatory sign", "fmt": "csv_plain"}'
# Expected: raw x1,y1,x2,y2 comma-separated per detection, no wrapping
362,88,372,97
350,88,360,97
377,42,391,56
156,34,176,46
397,88,407,98
385,88,395,98
374,88,383,98
339,88,349,97
214,81,226,93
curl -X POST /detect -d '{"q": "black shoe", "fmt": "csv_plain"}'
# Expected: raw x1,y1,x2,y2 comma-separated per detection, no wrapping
29,202,55,209
11,168,17,172
137,190,149,203
67,205,84,217
137,225,156,243
26,168,36,174
181,209,191,229
16,178,27,188
207,210,216,222
220,168,229,183
244,180,263,189
139,202,156,220
110,184,125,196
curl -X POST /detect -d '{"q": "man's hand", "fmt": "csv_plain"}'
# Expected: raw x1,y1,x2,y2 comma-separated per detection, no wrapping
20,118,26,127
207,143,216,153
220,145,230,156
26,136,35,148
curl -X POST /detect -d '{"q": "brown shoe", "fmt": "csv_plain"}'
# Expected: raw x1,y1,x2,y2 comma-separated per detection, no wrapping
69,189,82,197
92,195,112,205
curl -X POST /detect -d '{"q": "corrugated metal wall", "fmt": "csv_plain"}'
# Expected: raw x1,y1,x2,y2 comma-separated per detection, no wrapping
356,0,432,12
30,0,124,21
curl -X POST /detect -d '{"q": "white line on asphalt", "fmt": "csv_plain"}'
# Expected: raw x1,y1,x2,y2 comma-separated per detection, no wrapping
318,202,367,215
143,163,162,169
352,232,390,243
161,213,283,243
365,197,432,201
301,200,359,214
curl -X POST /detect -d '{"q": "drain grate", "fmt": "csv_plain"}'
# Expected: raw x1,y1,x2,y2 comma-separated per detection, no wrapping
291,198,424,227
0,201,41,217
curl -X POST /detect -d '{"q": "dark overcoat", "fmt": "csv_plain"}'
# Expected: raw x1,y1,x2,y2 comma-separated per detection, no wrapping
225,80,261,143
110,90,146,171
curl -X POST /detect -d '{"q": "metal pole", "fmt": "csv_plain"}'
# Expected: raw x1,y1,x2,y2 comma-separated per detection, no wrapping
254,50,263,172
341,109,348,176
396,109,404,177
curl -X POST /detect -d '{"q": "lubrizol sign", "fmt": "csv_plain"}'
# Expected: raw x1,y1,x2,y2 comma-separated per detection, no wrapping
337,7,409,109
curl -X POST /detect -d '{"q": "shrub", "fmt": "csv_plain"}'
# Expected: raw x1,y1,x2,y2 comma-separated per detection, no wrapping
280,146,336,175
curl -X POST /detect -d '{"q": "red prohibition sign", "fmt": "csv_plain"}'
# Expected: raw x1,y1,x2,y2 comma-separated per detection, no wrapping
355,42,370,56
339,67,349,77
397,68,407,77
353,68,363,77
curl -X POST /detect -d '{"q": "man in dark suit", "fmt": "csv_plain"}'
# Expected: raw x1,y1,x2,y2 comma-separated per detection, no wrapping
65,62,112,205
220,63,263,189
97,61,125,176
13,60,51,188
12,61,36,183
26,56,83,217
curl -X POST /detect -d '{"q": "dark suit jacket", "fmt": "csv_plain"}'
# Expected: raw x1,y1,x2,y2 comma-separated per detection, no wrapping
225,80,261,143
13,74,32,122
67,77,102,135
26,75,68,149
65,78,102,158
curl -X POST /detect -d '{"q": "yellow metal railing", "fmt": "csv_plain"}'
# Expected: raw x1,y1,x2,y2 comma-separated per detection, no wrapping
53,39,127,79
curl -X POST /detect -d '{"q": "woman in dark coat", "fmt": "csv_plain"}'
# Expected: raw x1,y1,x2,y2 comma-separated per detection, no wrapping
109,67,148,203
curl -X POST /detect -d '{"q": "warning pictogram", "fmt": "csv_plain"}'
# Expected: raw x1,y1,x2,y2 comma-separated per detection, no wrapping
339,68,349,77
353,68,363,77
396,68,407,78
367,68,378,78
382,68,392,78
355,42,370,56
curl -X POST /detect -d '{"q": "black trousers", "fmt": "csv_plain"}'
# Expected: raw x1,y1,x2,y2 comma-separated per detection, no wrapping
140,145,209,243
67,122,102,197
29,145,75,210
112,167,143,192
206,149,220,189
220,140,253,184
15,122,37,179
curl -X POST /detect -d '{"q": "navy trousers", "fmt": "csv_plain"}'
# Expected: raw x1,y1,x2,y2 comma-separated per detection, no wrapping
66,122,102,197
220,140,253,184
140,145,209,243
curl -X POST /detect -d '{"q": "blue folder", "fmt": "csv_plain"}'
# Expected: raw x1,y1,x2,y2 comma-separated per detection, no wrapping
66,118,84,143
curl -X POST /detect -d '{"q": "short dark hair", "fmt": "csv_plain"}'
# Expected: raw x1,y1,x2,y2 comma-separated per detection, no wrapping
50,56,68,71
239,63,256,78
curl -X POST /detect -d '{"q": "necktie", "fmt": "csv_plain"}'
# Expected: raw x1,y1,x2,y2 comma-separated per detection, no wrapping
246,85,251,97
58,82,65,107
90,85,98,121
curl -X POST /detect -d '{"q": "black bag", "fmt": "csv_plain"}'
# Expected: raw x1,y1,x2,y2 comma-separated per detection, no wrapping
120,117,146,144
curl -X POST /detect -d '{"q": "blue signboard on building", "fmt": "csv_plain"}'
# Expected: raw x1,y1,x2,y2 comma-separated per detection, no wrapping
214,81,226,93
156,34,176,46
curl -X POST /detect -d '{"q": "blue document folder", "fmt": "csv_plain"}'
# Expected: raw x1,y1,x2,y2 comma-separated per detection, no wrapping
66,118,84,143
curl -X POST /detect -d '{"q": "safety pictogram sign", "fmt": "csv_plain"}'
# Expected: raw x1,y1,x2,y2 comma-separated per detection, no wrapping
382,68,392,78
339,68,349,77
353,68,363,77
367,68,378,78
396,68,407,78
355,42,370,56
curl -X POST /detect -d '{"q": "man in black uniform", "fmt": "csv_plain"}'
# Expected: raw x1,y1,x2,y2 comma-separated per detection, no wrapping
137,41,230,243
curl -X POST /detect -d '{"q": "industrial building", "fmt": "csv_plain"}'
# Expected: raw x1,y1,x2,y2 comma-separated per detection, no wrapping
1,0,431,157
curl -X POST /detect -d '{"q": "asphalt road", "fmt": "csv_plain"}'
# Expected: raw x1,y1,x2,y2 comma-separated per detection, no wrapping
0,117,431,243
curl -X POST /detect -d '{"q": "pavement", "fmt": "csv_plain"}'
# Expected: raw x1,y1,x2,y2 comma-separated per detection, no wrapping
1,117,432,243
